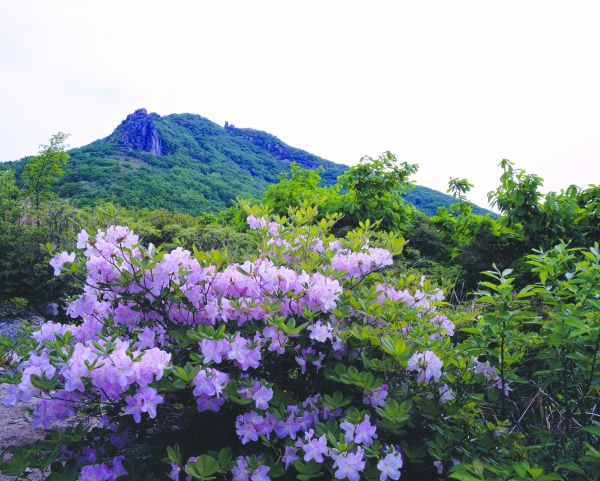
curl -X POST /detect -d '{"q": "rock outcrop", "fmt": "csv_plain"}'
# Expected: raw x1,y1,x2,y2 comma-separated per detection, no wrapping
105,108,171,156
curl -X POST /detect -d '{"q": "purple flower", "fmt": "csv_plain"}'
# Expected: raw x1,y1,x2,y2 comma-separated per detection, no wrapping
354,415,377,446
252,385,274,410
49,251,75,275
236,412,272,444
331,447,365,481
275,413,302,439
301,434,328,463
123,386,163,423
377,452,403,481
363,385,388,407
201,339,225,363
232,456,251,481
251,465,270,481
307,321,333,342
282,446,299,469
407,350,443,383
340,419,356,443
196,394,226,412
2,385,19,406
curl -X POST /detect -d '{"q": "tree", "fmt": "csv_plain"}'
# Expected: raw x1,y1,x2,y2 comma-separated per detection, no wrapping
337,151,420,232
262,162,341,217
22,132,70,207
447,177,474,216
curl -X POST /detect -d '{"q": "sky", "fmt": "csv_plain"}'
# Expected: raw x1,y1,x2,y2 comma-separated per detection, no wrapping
1,0,599,209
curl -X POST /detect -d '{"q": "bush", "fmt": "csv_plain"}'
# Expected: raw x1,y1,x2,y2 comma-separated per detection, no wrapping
4,206,596,481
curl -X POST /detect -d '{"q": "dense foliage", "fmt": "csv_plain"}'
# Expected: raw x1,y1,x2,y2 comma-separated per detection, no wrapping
0,114,346,215
21,133,71,208
2,134,600,481
0,169,253,309
3,202,600,481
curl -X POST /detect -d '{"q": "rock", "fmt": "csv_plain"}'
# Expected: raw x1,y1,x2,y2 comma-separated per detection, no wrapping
105,108,171,156
39,303,58,317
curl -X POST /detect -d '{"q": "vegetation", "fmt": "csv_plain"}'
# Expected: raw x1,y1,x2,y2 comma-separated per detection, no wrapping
2,129,600,481
0,113,493,216
21,132,70,208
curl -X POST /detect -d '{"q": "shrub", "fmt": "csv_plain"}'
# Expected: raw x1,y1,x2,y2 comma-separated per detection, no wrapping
2,206,577,481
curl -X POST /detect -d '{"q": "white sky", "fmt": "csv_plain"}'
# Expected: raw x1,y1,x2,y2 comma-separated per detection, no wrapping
1,1,599,209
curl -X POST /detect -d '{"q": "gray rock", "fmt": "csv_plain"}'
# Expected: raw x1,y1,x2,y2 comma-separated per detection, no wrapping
39,303,58,317
104,108,171,156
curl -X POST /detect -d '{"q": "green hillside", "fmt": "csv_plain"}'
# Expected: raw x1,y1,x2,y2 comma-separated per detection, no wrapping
0,109,494,216
404,185,495,217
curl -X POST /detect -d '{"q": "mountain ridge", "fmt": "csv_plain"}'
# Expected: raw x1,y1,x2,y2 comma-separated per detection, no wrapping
0,109,494,217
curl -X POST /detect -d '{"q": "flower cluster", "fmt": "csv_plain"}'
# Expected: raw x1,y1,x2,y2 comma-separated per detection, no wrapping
1,213,466,480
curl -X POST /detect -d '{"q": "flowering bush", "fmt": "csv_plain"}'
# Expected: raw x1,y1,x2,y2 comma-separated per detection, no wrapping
1,206,518,481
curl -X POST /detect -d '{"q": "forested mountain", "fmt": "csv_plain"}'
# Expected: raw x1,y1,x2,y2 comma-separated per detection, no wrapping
0,108,493,216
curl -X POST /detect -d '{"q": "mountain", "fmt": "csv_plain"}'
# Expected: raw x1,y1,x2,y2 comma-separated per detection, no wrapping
0,108,494,216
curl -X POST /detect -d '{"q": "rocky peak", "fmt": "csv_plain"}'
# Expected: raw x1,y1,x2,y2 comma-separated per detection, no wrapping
105,108,171,156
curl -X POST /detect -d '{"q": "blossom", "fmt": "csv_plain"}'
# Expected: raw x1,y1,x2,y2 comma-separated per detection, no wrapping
49,251,75,275
123,386,163,423
438,384,455,404
201,339,226,363
236,412,273,444
232,457,251,481
331,448,365,481
307,321,333,343
340,419,356,443
251,465,270,481
296,431,328,462
252,385,274,410
282,446,299,469
363,384,388,407
407,350,443,383
353,415,377,446
2,385,19,406
377,452,403,481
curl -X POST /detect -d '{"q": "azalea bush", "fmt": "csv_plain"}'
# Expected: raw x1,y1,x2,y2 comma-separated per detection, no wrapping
4,204,587,481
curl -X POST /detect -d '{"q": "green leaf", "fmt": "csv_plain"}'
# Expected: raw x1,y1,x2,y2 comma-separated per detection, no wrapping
555,461,584,475
294,461,309,474
184,454,220,480
580,425,600,437
448,473,481,481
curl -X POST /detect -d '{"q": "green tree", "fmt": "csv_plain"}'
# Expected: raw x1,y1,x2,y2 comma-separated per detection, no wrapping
337,151,420,232
488,159,600,251
262,162,340,216
447,177,474,202
22,132,70,207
